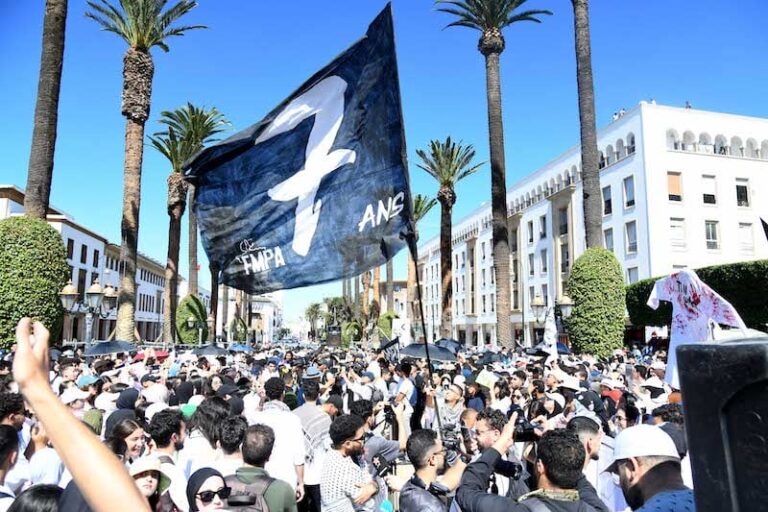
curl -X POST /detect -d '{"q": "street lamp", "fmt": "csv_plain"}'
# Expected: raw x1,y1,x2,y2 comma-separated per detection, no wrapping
59,278,118,348
187,316,204,345
531,293,574,324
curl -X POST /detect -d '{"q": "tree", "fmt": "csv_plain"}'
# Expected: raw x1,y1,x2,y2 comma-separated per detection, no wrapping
175,294,208,344
156,103,229,296
565,248,625,357
0,217,69,347
571,0,601,248
24,0,68,219
85,0,205,341
149,103,228,344
305,303,321,341
437,0,551,348
417,137,482,338
386,259,394,314
372,267,381,316
407,194,437,325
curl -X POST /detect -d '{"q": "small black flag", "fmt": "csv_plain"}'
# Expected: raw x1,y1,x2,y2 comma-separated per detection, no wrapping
380,336,400,363
762,218,768,242
184,5,413,294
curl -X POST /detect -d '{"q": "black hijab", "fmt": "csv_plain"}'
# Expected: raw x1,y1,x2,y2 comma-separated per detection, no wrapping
187,467,225,512
116,388,139,410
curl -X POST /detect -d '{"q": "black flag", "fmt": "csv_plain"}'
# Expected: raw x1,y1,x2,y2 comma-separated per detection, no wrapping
762,218,768,242
380,336,400,363
184,5,413,294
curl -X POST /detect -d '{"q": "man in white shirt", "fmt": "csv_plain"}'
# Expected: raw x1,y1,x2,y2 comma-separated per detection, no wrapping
0,425,19,511
393,362,415,437
249,377,306,503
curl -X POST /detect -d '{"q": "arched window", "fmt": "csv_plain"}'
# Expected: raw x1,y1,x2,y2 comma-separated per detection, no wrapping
699,133,713,154
682,131,696,151
731,136,744,157
745,138,758,158
714,135,728,155
616,139,626,159
627,132,636,154
556,174,563,191
761,140,768,160
605,145,615,165
598,151,606,169
666,129,680,150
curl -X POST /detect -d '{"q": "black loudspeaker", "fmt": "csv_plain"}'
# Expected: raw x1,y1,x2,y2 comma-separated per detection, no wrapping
326,326,342,347
677,337,768,512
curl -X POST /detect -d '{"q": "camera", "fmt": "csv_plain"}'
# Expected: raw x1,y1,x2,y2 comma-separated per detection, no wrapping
514,415,542,443
440,425,462,452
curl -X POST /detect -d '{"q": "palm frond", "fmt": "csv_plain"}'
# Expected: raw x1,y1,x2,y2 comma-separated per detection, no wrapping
436,0,551,32
149,126,197,172
413,194,438,223
416,136,484,188
156,103,231,153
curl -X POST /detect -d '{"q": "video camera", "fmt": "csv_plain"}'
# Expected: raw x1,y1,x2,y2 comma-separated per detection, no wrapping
514,415,542,443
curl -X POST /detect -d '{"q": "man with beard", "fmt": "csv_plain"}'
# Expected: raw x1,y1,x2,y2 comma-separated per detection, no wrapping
606,425,694,512
567,415,611,512
321,415,379,512
398,429,449,512
147,408,187,511
473,408,529,500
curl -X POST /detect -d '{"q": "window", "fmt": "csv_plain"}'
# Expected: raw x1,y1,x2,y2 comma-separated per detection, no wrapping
77,269,87,297
482,269,486,287
491,266,495,284
604,228,614,253
80,245,87,264
705,221,720,250
602,186,612,215
66,239,74,259
461,252,466,269
491,294,495,312
529,286,535,306
542,285,549,306
481,242,486,260
668,172,682,201
702,175,717,204
560,244,570,273
739,223,754,251
528,221,534,244
512,258,519,283
627,267,639,284
482,295,487,314
736,179,750,207
670,217,686,248
625,221,638,254
540,249,548,273
461,276,465,292
539,215,547,239
454,255,458,269
558,207,568,235
93,249,100,267
623,176,635,207
511,230,518,252
528,253,535,276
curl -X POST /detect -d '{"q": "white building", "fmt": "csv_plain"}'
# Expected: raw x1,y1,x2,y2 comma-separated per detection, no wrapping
418,102,768,346
0,184,209,342
215,287,283,343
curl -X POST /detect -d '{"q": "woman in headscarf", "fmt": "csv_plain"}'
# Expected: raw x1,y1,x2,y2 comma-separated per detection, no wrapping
104,388,141,437
186,468,229,511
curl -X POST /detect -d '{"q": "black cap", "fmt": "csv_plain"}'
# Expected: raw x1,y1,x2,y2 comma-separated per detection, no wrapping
140,374,158,384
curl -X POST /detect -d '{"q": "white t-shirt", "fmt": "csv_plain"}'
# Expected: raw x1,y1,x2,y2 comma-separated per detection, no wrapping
29,447,64,485
395,377,415,414
249,402,305,490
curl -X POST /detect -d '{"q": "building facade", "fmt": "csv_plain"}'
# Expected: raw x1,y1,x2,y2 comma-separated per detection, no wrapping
418,103,768,346
0,185,210,343
215,287,283,344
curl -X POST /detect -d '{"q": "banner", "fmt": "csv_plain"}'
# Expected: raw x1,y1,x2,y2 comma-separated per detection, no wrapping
380,336,400,363
184,4,413,294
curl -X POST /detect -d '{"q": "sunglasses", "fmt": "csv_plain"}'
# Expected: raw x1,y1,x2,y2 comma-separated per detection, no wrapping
197,486,231,504
348,435,367,444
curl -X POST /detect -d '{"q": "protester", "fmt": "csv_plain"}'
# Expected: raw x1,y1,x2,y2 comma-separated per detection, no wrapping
214,416,247,476
6,484,61,512
146,409,187,511
186,468,229,511
293,380,331,512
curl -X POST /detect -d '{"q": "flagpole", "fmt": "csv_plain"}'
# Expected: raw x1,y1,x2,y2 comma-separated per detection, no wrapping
407,234,444,433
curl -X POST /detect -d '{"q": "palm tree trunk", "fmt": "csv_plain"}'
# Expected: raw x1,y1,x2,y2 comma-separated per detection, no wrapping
484,51,514,349
188,184,199,296
354,275,360,319
221,284,229,341
373,267,381,311
25,0,67,219
208,261,219,341
116,47,153,342
439,194,453,338
386,259,394,313
407,254,416,319
573,0,602,248
163,173,187,345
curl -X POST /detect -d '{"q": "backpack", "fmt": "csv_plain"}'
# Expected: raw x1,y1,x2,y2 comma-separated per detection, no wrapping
408,379,418,407
224,473,274,512
370,384,385,404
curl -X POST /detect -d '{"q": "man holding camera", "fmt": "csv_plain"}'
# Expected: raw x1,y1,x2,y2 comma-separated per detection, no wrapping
456,414,602,512
471,408,530,500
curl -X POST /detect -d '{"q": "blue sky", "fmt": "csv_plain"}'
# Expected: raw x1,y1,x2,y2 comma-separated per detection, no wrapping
2,0,767,324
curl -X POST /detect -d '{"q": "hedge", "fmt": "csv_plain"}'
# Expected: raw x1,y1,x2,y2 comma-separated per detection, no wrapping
229,317,247,342
175,294,209,344
0,217,69,347
378,311,398,340
626,259,768,329
564,248,626,357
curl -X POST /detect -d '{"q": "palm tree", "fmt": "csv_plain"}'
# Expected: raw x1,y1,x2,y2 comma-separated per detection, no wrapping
86,0,205,341
362,270,372,339
437,0,551,348
571,0,601,247
417,137,482,338
154,103,229,297
24,0,68,219
386,259,394,313
407,194,437,327
149,126,195,345
373,267,381,313
305,303,321,341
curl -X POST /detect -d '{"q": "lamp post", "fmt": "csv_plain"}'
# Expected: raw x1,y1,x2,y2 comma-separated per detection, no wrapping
59,278,118,349
531,293,574,343
186,315,204,345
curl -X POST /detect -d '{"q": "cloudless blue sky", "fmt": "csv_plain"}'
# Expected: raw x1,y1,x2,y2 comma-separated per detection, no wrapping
2,0,767,324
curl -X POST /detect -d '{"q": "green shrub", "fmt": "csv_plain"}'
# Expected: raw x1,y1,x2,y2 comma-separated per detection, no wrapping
342,320,362,348
626,260,768,329
378,311,398,340
0,217,69,347
565,248,626,357
175,294,209,344
229,317,247,342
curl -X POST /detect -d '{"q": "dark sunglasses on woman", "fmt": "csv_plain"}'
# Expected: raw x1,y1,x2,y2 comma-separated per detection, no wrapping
197,486,232,504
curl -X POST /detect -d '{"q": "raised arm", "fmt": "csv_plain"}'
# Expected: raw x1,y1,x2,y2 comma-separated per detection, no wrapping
14,318,150,512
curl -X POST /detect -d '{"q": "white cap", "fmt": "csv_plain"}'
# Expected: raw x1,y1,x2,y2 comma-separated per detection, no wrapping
600,377,617,389
605,425,679,473
650,361,666,371
559,375,583,392
61,387,89,405
544,392,565,409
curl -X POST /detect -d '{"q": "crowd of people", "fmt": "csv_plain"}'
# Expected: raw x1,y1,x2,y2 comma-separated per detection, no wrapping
1,318,694,512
